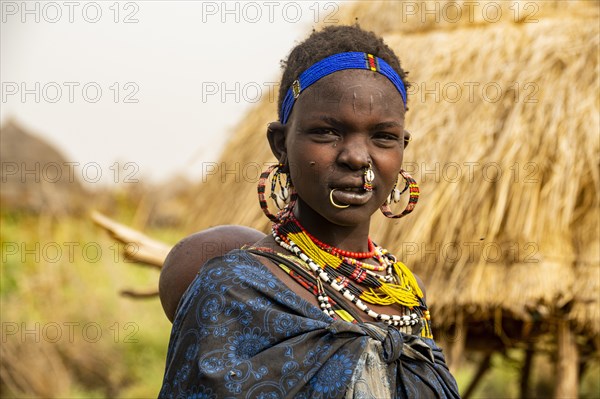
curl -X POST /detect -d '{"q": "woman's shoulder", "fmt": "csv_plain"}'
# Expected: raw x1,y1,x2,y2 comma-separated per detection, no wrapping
413,273,427,302
159,225,265,322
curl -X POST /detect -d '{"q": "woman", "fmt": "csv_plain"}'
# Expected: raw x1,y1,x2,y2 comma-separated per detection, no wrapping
159,25,460,398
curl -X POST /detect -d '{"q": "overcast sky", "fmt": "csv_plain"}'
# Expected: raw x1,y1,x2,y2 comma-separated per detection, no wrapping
1,1,343,184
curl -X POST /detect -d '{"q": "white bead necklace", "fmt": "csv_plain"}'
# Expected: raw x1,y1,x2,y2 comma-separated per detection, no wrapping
272,230,422,328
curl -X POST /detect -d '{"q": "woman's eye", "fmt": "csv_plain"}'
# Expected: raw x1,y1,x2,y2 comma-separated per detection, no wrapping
320,129,337,135
373,133,400,144
310,129,339,140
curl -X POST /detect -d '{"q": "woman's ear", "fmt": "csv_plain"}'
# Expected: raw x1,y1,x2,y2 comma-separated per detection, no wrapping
266,121,287,161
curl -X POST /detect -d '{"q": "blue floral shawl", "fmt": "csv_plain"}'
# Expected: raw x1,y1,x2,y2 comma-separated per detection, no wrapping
159,249,460,398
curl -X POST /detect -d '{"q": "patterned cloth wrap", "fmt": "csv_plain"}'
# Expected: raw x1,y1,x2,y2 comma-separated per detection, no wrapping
159,249,460,398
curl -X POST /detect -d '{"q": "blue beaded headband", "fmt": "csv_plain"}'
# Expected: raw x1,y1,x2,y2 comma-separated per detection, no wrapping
280,52,407,124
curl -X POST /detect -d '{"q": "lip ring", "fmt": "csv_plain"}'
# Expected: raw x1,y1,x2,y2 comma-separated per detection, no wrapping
329,189,350,209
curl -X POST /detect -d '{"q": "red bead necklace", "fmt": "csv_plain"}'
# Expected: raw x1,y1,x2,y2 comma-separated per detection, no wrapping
290,216,376,259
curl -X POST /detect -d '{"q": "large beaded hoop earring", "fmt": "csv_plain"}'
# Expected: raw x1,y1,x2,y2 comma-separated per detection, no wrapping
258,164,297,222
380,169,419,218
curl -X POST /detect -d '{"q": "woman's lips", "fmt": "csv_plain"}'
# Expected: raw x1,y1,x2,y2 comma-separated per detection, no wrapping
331,188,374,206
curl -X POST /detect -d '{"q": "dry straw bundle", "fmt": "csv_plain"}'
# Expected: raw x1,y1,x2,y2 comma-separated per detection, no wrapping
187,0,599,337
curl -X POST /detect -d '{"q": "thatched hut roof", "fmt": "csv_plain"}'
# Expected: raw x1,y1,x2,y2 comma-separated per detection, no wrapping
0,120,87,215
185,0,599,338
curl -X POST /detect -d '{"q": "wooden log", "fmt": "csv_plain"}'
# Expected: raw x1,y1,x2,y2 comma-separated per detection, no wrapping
91,211,170,268
120,288,159,298
554,320,579,398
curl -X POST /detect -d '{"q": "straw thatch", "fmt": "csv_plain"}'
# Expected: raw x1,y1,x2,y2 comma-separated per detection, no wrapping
184,0,599,343
0,119,87,215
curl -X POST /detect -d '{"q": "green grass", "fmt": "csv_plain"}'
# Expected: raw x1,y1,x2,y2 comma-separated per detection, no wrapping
1,211,172,398
454,349,599,398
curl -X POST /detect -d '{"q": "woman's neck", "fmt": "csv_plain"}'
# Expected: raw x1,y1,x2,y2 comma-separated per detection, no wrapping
291,202,372,254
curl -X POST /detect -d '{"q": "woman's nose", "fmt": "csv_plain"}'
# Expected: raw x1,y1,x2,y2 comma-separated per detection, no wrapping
336,135,370,170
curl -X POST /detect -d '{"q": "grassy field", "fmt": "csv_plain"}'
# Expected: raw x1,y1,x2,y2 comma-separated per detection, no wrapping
1,207,176,398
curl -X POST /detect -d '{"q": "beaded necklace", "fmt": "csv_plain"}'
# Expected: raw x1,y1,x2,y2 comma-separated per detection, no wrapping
272,219,432,336
292,217,376,259
289,216,383,270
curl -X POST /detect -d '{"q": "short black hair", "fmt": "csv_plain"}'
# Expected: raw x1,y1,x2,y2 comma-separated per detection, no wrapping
278,24,410,120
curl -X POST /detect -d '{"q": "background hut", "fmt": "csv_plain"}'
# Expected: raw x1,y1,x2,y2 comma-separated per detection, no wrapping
0,120,87,215
174,1,598,396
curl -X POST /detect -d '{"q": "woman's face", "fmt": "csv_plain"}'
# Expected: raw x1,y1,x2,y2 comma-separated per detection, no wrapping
275,69,408,229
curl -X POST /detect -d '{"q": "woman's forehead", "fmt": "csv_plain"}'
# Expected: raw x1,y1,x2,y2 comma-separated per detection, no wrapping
293,70,406,120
